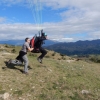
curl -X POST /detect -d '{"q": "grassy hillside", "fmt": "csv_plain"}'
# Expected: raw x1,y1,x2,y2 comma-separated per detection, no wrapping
0,44,100,100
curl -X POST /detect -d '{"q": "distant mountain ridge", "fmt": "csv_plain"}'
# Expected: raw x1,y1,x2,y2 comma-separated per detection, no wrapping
0,40,24,45
0,39,59,46
45,39,100,55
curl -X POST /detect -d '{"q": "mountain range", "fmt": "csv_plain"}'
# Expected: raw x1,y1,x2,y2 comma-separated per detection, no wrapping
1,39,100,56
0,39,58,46
45,39,100,56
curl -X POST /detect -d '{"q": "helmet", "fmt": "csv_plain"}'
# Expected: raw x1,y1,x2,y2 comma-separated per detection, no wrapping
41,32,47,36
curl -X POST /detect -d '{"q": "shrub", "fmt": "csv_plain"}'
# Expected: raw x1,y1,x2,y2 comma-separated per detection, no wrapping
13,90,23,96
11,49,16,53
60,53,66,56
89,55,100,63
5,44,9,48
52,52,56,56
45,55,50,58
58,58,61,60
69,92,83,100
5,44,15,48
62,56,66,60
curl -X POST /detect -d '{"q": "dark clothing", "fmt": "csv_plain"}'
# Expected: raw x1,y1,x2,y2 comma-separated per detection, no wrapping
16,42,29,62
34,36,47,60
38,47,47,59
9,41,30,73
31,48,40,53
16,53,29,72
34,37,46,48
16,51,27,62
16,42,30,73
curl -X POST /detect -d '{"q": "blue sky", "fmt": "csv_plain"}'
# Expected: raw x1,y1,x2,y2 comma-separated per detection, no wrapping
0,0,100,42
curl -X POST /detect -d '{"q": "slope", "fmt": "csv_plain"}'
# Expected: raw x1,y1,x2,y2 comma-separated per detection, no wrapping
0,44,100,100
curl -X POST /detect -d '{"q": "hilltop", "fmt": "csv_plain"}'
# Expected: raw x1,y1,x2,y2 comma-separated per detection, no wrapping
0,44,100,100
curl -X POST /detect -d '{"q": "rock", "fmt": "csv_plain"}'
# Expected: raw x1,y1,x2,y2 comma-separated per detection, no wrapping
0,93,10,100
47,68,52,72
19,97,25,100
66,60,75,63
3,93,9,100
81,90,89,95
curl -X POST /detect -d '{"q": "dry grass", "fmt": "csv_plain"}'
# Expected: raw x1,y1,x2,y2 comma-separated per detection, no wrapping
0,45,100,100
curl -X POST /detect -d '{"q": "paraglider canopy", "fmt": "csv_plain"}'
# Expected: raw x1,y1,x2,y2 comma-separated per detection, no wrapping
28,0,43,31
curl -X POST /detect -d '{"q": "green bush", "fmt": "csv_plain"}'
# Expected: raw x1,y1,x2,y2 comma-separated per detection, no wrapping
5,44,15,48
52,52,56,56
69,92,83,100
5,44,9,48
60,53,66,56
58,58,61,60
45,55,50,58
13,90,23,96
89,55,100,63
11,49,16,53
61,56,66,60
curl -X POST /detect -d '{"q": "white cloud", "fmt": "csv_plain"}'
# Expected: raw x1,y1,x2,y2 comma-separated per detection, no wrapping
0,23,37,40
0,22,99,42
87,31,100,40
47,0,100,10
0,17,6,23
52,38,74,42
0,0,100,42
